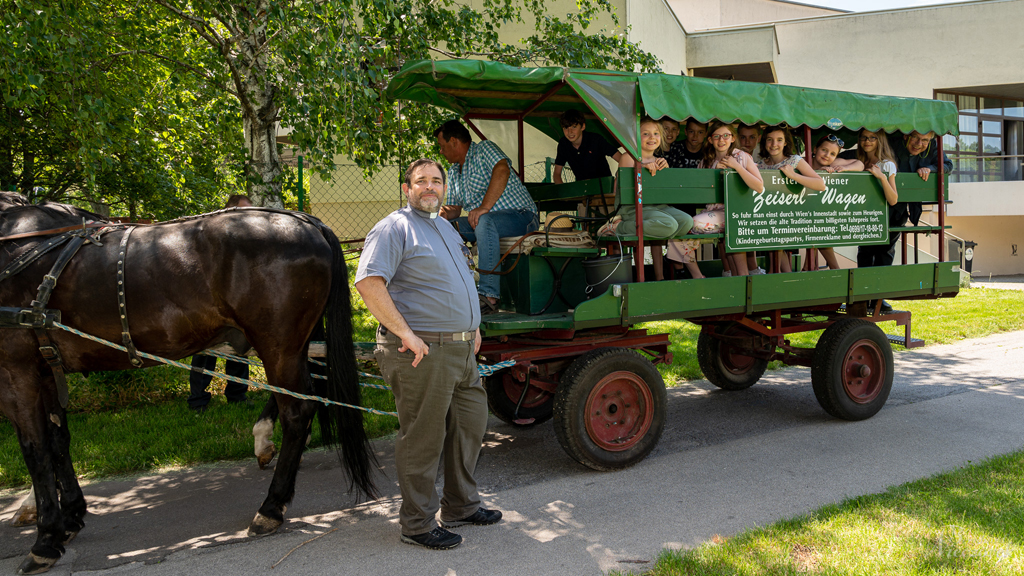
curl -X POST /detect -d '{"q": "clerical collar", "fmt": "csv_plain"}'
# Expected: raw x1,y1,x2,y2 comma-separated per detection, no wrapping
411,206,439,219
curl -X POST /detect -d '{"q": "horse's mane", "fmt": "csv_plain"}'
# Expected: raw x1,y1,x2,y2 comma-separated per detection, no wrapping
0,191,110,225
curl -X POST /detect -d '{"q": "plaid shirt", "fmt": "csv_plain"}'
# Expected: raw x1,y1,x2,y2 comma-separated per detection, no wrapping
446,140,537,213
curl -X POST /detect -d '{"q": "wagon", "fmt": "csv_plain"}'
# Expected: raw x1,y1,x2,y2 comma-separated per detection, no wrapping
386,59,960,471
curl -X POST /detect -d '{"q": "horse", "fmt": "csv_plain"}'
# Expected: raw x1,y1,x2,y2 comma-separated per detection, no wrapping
0,191,377,574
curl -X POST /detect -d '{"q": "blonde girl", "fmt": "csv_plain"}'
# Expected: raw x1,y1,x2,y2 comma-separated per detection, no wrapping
855,129,900,273
598,117,693,280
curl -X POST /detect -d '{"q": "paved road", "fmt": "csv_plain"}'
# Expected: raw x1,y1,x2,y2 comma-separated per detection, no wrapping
971,274,1024,291
3,330,1024,576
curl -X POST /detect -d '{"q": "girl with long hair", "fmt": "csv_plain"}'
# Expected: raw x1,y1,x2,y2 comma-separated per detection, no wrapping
666,120,763,278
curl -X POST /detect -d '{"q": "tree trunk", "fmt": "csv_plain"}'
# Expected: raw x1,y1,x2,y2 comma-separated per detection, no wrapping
243,99,282,208
235,5,283,209
21,149,35,200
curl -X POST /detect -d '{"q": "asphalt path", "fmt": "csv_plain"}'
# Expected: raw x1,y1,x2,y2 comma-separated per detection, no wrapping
3,329,1024,576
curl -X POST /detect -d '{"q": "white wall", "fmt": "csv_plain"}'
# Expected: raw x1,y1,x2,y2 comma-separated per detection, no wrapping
668,0,841,31
628,0,688,75
767,1,1024,98
948,181,1024,217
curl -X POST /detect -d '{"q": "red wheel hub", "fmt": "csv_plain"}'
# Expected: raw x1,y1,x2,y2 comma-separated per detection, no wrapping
721,343,758,375
584,371,654,451
501,374,551,408
841,339,885,404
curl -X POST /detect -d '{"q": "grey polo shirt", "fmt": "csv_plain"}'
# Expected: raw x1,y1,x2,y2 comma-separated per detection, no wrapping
356,206,480,332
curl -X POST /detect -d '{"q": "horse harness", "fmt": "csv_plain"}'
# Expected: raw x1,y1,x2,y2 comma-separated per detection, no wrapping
0,223,142,408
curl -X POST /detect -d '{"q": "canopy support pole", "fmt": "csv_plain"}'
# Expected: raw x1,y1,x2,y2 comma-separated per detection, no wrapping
464,117,487,141
937,138,946,262
634,163,645,282
515,81,566,182
517,118,525,180
802,125,818,271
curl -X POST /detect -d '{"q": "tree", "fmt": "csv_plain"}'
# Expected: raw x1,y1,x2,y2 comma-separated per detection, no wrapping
4,0,659,211
1,0,243,218
150,0,662,207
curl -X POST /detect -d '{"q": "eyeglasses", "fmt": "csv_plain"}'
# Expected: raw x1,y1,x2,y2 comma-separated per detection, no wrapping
826,134,845,148
860,135,879,143
710,133,733,141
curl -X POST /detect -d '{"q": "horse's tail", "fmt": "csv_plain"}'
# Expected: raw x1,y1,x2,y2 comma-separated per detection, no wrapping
316,222,379,499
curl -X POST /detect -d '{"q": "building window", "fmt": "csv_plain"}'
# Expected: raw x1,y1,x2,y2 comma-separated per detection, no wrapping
937,92,1024,183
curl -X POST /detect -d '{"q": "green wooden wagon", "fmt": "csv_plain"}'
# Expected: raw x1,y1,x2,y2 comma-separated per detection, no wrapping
386,59,960,471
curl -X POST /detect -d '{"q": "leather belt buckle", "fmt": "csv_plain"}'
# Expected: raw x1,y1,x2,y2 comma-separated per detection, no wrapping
453,331,473,342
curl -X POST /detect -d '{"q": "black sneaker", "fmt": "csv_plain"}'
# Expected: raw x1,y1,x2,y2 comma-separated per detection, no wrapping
879,300,893,313
400,527,462,550
441,508,503,528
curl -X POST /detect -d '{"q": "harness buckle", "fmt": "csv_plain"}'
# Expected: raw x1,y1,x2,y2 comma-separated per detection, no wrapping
38,344,63,367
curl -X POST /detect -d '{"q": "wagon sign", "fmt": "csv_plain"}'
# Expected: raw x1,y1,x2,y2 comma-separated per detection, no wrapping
724,171,890,252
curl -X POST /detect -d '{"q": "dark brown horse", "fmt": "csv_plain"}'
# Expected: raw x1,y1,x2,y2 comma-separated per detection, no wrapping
0,192,377,574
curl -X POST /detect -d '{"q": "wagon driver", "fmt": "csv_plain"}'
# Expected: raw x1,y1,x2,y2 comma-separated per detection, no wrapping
356,158,502,550
434,119,539,315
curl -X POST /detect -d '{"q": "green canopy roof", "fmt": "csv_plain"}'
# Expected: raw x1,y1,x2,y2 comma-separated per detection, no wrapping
387,59,958,159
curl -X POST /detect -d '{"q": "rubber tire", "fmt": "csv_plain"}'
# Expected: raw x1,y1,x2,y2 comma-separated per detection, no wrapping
485,373,554,427
811,318,894,421
553,348,666,471
697,323,769,391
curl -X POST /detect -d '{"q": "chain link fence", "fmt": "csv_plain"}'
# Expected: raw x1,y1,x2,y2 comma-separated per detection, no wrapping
297,158,570,242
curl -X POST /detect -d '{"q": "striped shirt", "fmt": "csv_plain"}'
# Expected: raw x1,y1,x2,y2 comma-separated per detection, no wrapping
446,141,538,213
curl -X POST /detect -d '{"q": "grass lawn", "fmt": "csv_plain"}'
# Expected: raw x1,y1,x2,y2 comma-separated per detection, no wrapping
612,449,1024,576
1,286,1023,489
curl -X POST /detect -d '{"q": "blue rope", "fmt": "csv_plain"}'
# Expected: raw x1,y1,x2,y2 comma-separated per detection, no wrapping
53,323,517,417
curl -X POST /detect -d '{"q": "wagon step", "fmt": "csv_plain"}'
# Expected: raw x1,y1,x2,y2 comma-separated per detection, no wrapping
886,334,925,349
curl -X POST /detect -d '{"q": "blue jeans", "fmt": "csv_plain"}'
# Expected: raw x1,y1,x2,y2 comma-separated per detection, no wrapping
454,209,538,299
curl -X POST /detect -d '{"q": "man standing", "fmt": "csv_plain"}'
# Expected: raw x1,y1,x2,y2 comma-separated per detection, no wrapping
434,120,539,314
356,159,501,550
552,109,622,184
187,194,252,413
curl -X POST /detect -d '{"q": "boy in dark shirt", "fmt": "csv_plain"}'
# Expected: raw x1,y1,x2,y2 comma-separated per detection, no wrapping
553,109,622,184
661,119,707,168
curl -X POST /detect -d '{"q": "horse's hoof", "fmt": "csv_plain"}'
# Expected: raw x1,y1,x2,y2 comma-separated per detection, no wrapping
17,552,58,575
10,505,37,527
256,446,277,470
62,530,79,545
247,512,282,537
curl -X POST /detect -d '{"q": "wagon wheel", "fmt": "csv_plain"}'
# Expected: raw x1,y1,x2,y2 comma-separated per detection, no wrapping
811,318,894,421
553,348,666,471
697,323,770,390
486,372,554,427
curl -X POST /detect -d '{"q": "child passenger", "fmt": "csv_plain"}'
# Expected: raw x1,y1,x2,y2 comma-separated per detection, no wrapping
552,109,622,184
666,121,764,279
808,134,864,270
846,128,900,312
597,117,693,281
850,129,899,263
756,125,827,273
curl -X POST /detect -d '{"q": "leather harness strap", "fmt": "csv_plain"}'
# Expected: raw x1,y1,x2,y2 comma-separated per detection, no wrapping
0,222,108,242
116,227,143,367
0,226,122,408
28,232,94,409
